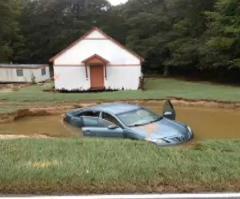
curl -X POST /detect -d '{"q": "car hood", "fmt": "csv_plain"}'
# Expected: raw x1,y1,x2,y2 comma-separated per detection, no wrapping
130,118,188,140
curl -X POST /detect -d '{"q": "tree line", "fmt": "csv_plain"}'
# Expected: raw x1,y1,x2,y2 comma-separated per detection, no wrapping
0,0,239,83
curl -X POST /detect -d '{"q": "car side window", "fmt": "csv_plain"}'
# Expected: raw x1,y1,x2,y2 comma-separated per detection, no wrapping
102,112,121,127
78,111,100,127
78,111,100,118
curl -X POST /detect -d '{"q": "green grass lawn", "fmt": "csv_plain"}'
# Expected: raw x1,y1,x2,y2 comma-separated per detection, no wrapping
0,138,240,194
0,78,240,194
0,78,240,104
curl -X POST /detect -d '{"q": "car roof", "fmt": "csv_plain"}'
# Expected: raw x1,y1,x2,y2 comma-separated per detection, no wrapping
92,103,141,115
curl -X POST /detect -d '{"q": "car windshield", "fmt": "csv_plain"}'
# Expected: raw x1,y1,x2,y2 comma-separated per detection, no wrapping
117,108,162,127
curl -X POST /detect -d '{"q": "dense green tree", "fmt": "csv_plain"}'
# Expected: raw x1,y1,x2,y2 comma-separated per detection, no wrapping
121,0,216,75
0,0,23,62
1,0,239,83
161,0,216,76
122,0,173,73
18,0,112,63
202,0,240,70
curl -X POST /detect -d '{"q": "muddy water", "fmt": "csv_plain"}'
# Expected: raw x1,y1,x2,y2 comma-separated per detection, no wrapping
0,104,240,141
0,115,82,138
144,104,240,141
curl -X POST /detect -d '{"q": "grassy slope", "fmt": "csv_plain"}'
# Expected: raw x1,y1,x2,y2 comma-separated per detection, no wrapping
0,78,240,104
0,138,240,194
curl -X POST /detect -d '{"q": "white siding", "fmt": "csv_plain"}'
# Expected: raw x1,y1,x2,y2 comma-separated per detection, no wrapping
54,40,140,65
54,66,90,91
105,66,141,90
54,66,141,91
85,30,106,39
0,67,50,83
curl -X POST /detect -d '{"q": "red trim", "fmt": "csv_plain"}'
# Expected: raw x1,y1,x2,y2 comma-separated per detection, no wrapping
54,64,140,67
85,65,88,79
104,65,107,79
49,29,98,62
49,27,144,63
84,38,107,40
94,27,144,63
82,54,109,65
54,65,85,67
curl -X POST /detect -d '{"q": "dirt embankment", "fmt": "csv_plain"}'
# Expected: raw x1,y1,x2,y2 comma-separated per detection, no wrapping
0,83,31,93
0,107,66,124
0,134,51,140
0,181,239,195
0,103,95,124
135,98,240,110
170,98,240,109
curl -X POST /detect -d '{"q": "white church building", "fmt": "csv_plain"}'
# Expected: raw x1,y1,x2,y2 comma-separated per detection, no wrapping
50,27,144,91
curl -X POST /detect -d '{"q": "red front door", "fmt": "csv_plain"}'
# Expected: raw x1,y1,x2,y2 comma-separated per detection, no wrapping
90,64,105,90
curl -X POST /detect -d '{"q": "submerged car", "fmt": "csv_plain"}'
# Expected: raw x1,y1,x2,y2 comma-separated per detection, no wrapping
64,102,193,146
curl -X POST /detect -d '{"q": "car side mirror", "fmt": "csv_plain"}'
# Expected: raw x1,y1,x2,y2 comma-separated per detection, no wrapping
108,124,118,130
163,111,176,120
163,100,176,120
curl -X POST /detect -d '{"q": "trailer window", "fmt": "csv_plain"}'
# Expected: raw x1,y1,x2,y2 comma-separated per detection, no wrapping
41,68,46,76
16,69,23,77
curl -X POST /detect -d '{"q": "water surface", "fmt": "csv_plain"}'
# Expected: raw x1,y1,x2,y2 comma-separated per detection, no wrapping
0,104,240,141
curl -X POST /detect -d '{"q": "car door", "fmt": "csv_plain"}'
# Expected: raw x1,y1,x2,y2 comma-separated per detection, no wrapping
86,112,124,138
78,111,101,137
80,111,100,127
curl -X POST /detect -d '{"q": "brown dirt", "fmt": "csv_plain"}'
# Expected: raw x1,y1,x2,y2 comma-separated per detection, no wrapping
0,103,97,124
125,99,240,111
0,181,239,194
170,97,240,109
138,98,240,109
0,88,14,93
0,134,51,140
0,108,63,124
0,83,31,92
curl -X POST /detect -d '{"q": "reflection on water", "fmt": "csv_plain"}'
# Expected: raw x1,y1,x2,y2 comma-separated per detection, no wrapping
0,104,240,141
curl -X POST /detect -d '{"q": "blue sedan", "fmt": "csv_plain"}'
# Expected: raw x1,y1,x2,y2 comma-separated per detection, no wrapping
64,102,193,146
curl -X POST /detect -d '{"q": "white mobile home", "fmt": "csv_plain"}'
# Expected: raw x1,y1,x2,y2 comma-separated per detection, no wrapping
0,64,50,83
50,27,144,91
